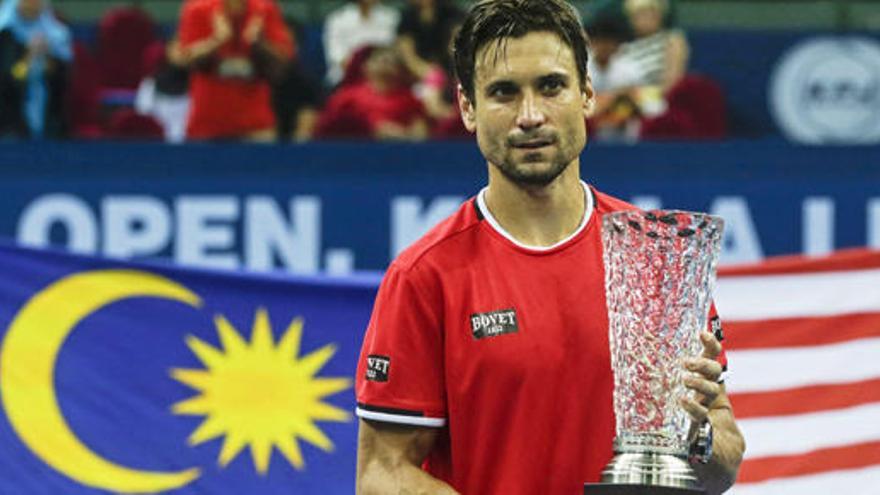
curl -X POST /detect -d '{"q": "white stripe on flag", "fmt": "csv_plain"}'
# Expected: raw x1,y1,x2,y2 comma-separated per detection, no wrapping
715,268,880,321
725,337,880,393
737,402,880,458
729,465,880,495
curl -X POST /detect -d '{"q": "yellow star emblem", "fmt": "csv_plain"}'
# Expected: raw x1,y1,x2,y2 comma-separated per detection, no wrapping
170,309,351,474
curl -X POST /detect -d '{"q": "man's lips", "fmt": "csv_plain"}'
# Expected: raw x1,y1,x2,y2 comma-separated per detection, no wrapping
511,138,555,149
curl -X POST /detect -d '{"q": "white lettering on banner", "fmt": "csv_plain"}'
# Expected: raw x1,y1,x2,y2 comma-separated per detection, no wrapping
391,196,463,256
710,197,764,265
175,196,239,269
13,193,880,272
802,197,835,257
324,249,355,275
103,196,171,257
869,198,880,249
630,195,663,211
244,197,320,273
15,194,330,273
17,194,98,254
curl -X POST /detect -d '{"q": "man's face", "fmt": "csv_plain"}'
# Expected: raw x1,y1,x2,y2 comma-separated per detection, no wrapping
629,7,663,37
18,0,43,20
365,47,402,84
459,31,593,187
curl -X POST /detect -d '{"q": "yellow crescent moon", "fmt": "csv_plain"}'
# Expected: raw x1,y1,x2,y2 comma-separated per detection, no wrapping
0,270,202,493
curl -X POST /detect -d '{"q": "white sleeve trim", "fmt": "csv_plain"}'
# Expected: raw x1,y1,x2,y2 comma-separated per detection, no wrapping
356,407,447,427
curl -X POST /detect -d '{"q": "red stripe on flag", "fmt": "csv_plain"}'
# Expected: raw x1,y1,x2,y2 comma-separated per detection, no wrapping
724,312,880,350
720,248,880,277
738,440,880,483
730,379,880,418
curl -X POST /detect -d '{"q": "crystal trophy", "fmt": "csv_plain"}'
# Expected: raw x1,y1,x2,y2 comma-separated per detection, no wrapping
584,210,724,495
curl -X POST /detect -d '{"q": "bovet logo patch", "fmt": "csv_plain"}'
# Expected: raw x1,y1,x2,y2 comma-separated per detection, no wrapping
470,308,519,340
710,316,724,342
366,355,390,382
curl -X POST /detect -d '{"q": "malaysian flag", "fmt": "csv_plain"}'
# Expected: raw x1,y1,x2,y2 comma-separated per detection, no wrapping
717,249,880,494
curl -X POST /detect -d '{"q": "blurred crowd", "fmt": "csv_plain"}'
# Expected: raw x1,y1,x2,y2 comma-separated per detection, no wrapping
0,0,727,143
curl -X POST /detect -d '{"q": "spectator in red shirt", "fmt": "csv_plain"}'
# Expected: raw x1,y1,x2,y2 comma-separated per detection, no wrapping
177,0,293,141
315,45,428,141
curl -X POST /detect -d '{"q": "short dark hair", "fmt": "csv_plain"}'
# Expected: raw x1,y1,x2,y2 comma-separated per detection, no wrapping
452,0,590,103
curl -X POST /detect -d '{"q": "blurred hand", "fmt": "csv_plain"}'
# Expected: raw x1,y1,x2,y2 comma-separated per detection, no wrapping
680,331,724,424
166,39,186,66
375,122,408,140
211,11,233,45
243,15,265,46
27,34,48,58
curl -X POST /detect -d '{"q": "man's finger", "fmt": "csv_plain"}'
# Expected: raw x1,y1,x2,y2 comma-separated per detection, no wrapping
700,330,722,359
685,356,723,382
680,396,709,423
685,375,721,404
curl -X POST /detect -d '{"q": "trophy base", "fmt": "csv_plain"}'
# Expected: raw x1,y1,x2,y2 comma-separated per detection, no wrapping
584,452,706,494
584,483,705,494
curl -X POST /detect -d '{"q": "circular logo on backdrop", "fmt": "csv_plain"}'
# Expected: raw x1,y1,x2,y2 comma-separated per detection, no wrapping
770,37,880,144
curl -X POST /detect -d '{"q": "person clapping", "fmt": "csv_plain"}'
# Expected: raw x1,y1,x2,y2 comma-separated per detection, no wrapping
177,0,293,142
0,0,71,139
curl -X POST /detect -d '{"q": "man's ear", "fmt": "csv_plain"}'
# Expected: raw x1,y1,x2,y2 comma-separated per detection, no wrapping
457,85,477,133
582,74,596,118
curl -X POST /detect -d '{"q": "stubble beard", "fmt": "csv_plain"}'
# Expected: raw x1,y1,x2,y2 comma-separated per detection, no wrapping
491,142,576,188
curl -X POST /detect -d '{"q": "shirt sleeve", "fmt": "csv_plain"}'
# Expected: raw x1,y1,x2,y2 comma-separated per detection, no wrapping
322,11,347,80
707,302,729,383
261,1,294,59
178,2,212,49
355,261,447,427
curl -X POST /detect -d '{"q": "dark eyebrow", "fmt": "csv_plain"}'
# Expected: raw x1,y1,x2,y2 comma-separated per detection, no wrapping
537,72,570,86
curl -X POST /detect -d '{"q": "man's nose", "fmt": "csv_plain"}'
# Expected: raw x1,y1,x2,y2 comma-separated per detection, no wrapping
516,92,546,130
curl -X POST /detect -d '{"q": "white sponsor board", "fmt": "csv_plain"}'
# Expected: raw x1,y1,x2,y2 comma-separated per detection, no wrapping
770,37,880,144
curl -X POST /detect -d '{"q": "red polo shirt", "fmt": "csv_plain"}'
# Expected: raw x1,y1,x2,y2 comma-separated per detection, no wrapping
356,185,728,494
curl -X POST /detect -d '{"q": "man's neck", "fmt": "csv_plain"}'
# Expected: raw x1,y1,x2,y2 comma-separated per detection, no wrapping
224,0,245,16
358,3,373,18
483,162,585,248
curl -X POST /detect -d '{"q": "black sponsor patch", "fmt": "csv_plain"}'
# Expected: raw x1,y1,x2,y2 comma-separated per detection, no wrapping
366,355,391,382
470,308,519,340
710,316,724,342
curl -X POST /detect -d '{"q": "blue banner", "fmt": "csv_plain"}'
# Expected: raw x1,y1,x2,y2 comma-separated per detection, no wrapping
0,242,379,494
1,141,879,273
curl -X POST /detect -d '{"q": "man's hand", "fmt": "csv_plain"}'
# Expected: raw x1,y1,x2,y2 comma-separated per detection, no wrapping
211,11,233,45
26,34,48,59
243,15,265,46
681,330,724,422
680,330,746,495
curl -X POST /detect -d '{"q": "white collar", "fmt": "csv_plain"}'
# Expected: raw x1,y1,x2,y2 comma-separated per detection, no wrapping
477,180,594,251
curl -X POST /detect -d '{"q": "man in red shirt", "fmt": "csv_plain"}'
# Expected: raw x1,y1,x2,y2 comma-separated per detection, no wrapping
354,1,746,494
177,0,293,141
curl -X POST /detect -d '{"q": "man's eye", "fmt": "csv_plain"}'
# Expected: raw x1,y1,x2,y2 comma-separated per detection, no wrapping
489,85,516,98
541,80,563,92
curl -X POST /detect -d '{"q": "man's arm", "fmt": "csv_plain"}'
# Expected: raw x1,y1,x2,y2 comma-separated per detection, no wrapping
691,388,745,494
178,9,231,67
682,331,747,494
356,419,459,495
